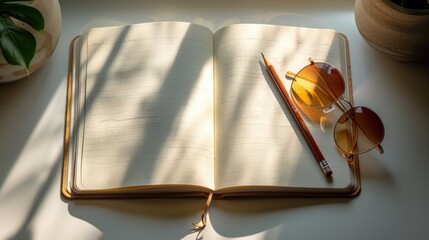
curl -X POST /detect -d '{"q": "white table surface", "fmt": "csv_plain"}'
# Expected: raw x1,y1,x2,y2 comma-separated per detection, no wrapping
1,0,428,239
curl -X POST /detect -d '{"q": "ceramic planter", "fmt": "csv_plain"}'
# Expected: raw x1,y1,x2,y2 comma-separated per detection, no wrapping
355,0,429,61
0,0,62,83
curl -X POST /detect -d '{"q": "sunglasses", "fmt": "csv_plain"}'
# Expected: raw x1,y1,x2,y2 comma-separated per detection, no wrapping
286,58,385,160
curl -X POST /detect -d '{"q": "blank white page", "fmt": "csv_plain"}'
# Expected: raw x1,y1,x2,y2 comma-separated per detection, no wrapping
75,22,215,191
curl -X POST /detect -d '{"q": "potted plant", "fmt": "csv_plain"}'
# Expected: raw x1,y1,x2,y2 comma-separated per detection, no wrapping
354,0,429,61
0,0,61,83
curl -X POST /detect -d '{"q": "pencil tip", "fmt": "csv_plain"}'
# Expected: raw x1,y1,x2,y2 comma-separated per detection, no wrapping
261,52,269,66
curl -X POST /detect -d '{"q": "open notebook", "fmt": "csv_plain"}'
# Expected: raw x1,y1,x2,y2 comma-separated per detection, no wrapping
62,22,359,199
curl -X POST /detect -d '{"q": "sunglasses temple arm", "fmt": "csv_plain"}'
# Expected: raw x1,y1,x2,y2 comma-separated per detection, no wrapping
286,71,296,79
376,144,384,154
340,97,353,108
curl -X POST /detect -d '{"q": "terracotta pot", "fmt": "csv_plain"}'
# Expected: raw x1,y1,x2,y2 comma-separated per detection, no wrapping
0,0,62,83
355,0,429,61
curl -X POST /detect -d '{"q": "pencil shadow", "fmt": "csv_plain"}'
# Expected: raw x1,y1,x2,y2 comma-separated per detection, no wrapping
258,60,312,158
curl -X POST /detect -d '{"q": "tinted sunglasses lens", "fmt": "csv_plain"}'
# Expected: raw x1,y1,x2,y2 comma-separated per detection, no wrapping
290,62,345,108
334,106,385,155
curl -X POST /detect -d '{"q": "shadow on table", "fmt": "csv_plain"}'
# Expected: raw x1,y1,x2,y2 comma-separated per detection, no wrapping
66,194,352,239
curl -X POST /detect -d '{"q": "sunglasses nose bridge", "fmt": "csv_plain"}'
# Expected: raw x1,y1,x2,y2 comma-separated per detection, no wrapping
337,112,349,124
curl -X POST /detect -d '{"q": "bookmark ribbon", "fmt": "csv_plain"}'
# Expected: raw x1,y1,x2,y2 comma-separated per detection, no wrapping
192,192,213,230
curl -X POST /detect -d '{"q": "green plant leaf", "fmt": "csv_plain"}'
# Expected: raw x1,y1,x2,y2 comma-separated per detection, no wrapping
0,2,44,32
0,16,36,69
0,0,33,4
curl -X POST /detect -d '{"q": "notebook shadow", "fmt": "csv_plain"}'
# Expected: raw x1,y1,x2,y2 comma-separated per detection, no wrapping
66,197,207,239
67,197,204,218
209,196,353,238
66,195,353,239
